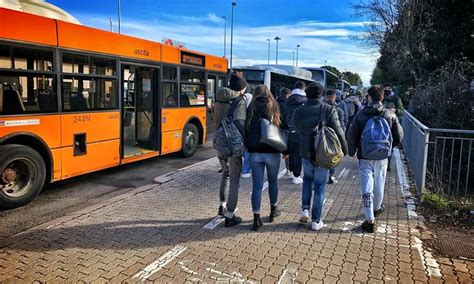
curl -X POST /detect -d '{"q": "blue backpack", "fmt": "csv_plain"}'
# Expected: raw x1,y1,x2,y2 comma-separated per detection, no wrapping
361,115,392,160
213,97,245,159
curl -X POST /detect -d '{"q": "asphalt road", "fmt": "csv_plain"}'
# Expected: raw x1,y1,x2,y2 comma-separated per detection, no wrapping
0,137,216,239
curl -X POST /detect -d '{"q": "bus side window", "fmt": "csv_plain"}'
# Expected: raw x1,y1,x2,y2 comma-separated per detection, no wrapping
162,66,178,108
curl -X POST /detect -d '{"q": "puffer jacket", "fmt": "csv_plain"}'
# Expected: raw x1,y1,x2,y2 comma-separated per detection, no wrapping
213,87,247,135
276,95,289,130
344,95,362,123
285,94,307,141
347,102,404,159
245,96,281,153
326,100,346,133
294,99,348,160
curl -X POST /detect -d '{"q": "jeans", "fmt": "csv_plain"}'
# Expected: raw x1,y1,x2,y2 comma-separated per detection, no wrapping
358,159,388,221
302,159,328,222
219,155,242,217
288,133,302,177
250,152,281,214
242,150,251,174
329,168,336,177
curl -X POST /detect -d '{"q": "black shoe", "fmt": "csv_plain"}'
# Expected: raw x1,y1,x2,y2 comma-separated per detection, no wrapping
218,205,225,216
328,176,337,184
252,214,263,231
269,205,281,223
218,168,223,173
387,163,391,172
361,220,375,233
224,215,242,227
374,204,385,218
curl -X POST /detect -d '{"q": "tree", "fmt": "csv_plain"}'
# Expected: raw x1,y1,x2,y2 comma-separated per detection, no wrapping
320,65,341,77
342,71,363,86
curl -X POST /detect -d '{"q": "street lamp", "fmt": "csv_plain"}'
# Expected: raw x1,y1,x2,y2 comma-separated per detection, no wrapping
118,0,121,34
266,39,270,64
292,51,295,67
274,36,281,64
221,16,227,58
230,0,237,69
296,44,300,67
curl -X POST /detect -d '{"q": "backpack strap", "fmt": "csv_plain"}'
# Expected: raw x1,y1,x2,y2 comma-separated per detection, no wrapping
227,96,242,119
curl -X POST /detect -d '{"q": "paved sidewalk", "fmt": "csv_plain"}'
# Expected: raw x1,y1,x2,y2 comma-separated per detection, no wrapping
0,150,473,283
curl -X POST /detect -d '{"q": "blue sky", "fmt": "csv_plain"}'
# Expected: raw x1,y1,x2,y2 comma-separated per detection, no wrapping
47,0,377,85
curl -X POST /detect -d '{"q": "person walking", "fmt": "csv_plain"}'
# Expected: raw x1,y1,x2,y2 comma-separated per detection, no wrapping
324,89,345,184
344,91,362,136
294,83,347,231
335,89,348,128
347,85,403,233
213,74,248,227
245,85,285,231
286,81,307,184
241,91,253,178
277,87,292,176
382,84,405,171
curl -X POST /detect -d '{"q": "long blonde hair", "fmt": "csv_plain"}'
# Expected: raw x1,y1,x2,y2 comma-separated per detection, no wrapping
247,85,281,129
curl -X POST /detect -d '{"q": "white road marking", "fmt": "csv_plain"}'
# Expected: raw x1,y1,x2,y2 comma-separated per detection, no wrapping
321,198,334,220
338,168,347,179
133,245,187,281
377,224,393,234
341,221,355,232
414,237,442,277
178,260,251,283
277,267,298,284
203,208,239,230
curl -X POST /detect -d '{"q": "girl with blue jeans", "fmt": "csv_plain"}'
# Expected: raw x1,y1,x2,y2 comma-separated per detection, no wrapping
245,85,284,231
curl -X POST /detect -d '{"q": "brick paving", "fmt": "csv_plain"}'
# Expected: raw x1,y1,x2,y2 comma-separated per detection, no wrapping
0,151,473,283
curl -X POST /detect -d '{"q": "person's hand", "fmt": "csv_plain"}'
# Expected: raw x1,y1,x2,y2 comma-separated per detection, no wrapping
282,154,289,160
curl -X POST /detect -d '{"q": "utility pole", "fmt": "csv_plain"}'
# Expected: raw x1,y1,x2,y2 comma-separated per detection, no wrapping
118,0,121,34
222,16,227,58
109,17,113,32
266,39,270,64
292,52,295,67
230,0,236,69
296,44,300,67
274,36,281,65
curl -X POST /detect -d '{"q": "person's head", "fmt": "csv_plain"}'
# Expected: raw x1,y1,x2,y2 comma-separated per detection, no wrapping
280,87,291,98
294,81,306,91
325,89,336,102
383,84,393,91
367,85,384,102
335,89,342,101
306,82,325,100
248,85,281,127
229,73,248,93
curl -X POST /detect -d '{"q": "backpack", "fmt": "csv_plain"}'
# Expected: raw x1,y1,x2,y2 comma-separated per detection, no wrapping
313,107,344,169
346,100,359,123
361,115,393,160
213,97,245,159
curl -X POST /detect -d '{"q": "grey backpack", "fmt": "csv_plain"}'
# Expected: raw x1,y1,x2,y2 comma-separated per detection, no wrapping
213,97,245,159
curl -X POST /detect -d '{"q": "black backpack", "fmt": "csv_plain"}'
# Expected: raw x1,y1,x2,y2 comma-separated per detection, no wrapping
213,97,245,159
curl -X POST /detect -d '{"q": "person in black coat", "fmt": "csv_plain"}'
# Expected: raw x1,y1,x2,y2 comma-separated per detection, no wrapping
294,82,347,231
277,87,292,175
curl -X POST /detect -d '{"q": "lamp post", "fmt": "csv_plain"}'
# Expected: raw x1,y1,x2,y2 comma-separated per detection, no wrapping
292,52,295,67
221,16,227,58
118,0,121,34
296,44,300,67
274,36,281,64
230,0,236,69
109,17,113,32
266,39,270,64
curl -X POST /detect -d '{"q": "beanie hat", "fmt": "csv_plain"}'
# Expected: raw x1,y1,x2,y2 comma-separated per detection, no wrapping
335,89,342,98
229,74,248,92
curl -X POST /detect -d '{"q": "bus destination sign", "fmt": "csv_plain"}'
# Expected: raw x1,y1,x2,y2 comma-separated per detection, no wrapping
181,52,205,67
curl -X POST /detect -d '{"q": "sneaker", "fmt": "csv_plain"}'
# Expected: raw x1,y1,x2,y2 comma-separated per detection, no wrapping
361,220,375,233
299,209,310,223
241,173,251,178
311,220,324,231
290,171,295,178
292,176,303,184
374,204,385,218
224,215,242,227
328,176,338,184
218,205,225,216
284,169,291,176
218,168,223,173
387,163,391,172
252,214,263,231
269,205,281,223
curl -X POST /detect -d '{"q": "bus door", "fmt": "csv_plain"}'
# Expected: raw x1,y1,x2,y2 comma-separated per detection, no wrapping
121,64,159,158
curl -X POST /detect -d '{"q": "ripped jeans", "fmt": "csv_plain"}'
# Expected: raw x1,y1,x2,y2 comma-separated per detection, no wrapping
358,159,388,221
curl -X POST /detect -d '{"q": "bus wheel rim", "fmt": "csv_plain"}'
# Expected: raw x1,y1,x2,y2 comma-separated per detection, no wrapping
1,158,36,198
185,130,197,152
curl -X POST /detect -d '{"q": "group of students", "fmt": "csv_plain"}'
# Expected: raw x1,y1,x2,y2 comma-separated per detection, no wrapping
213,73,404,233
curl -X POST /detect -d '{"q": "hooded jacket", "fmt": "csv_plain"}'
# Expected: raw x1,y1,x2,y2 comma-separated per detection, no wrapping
276,95,289,130
285,93,307,134
347,102,404,159
245,96,282,153
383,93,405,118
213,87,247,135
294,99,348,160
344,95,362,123
326,100,346,133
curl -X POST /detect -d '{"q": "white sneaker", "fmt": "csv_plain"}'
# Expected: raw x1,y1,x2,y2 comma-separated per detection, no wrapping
292,176,303,184
290,171,294,178
311,220,324,231
241,173,251,178
284,169,290,176
299,209,310,223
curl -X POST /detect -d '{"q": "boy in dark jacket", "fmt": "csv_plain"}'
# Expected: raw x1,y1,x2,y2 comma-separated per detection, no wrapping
325,89,345,184
277,87,292,175
286,81,307,184
347,85,404,233
213,74,248,227
382,84,405,171
294,83,347,231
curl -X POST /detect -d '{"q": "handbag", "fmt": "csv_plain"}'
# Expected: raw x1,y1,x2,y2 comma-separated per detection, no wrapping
259,118,289,152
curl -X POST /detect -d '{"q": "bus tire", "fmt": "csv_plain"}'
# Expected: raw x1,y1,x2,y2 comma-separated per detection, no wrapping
181,123,199,157
0,144,46,209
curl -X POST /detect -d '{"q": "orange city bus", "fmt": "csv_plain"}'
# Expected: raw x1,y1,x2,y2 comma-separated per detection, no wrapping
0,8,228,209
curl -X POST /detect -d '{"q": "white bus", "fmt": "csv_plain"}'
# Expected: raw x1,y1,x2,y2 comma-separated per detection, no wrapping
303,67,340,90
234,65,314,97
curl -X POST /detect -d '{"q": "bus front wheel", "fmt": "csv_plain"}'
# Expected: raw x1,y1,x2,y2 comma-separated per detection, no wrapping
0,144,46,209
181,123,199,157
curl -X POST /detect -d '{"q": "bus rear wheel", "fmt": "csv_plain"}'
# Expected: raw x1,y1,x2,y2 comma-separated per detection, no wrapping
181,123,199,157
0,145,46,209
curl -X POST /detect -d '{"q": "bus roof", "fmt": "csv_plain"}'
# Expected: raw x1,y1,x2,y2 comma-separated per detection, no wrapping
235,65,313,81
302,67,340,79
0,8,227,73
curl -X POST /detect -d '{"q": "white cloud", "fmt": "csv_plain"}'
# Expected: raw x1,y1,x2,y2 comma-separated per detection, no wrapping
207,13,222,24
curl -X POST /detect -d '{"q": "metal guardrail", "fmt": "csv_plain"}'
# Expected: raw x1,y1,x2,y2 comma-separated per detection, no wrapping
401,112,474,199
